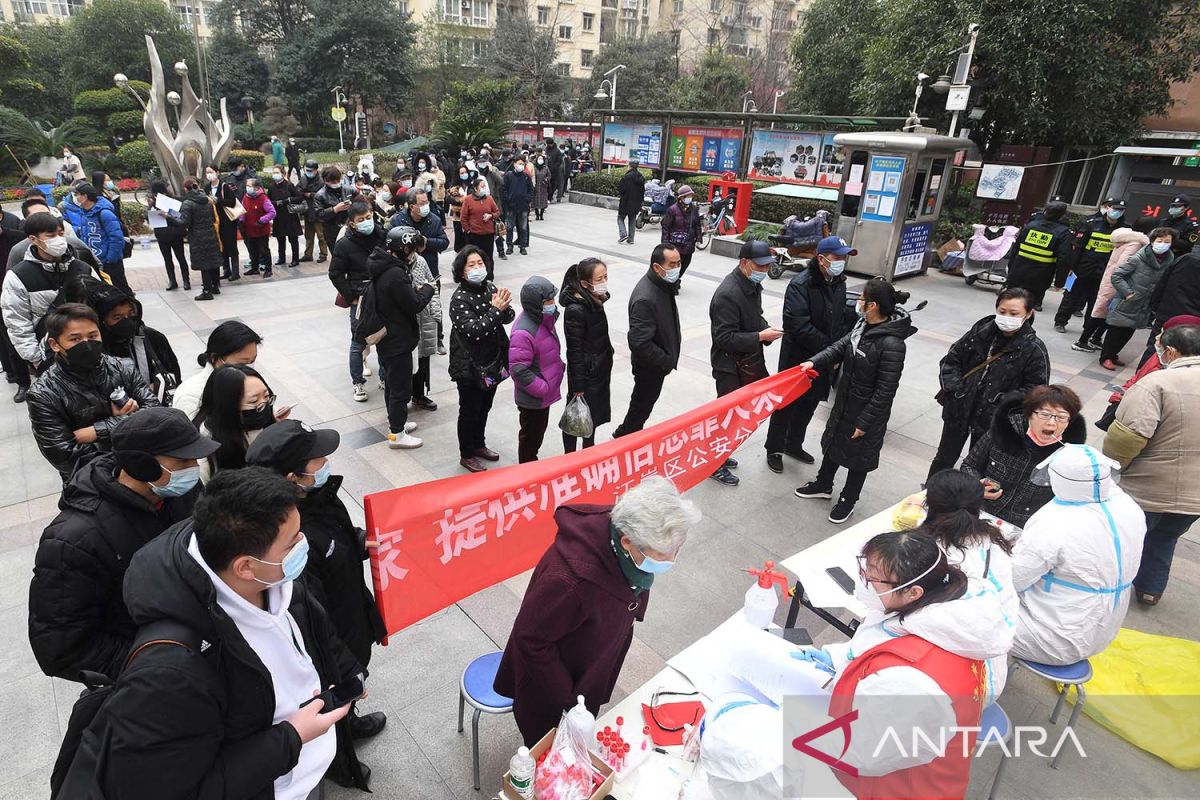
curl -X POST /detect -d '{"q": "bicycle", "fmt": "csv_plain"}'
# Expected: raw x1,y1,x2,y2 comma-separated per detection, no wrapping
694,195,738,250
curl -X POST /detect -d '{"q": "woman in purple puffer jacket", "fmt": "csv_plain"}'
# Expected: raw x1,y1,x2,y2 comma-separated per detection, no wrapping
509,275,565,463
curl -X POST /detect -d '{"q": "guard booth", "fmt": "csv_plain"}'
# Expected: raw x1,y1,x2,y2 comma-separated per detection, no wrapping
832,132,972,280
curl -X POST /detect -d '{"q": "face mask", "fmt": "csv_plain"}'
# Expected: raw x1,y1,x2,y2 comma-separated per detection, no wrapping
536,159,544,166
104,181,116,191
682,197,693,205
855,302,867,319
272,173,283,181
417,163,427,172
1027,427,1062,446
302,461,331,491
245,188,259,197
542,304,557,317
39,235,68,260
1155,343,1170,364
151,464,201,498
305,170,316,178
1168,206,1185,218
826,259,846,277
250,535,309,587
459,172,468,180
854,545,945,614
235,168,245,176
591,281,608,295
418,203,430,217
662,266,681,283
58,339,103,373
207,173,219,183
1106,209,1124,220
241,403,275,431
632,543,674,574
466,266,488,284
1152,241,1172,255
747,269,768,284
379,191,391,203
106,317,138,342
397,162,406,170
478,185,490,197
994,313,1025,333
515,164,525,173
355,219,374,235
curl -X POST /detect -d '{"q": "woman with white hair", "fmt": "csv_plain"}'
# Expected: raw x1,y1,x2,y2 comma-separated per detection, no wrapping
494,476,702,746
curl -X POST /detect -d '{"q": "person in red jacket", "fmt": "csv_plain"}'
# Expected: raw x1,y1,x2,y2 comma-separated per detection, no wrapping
1095,313,1200,430
240,178,277,278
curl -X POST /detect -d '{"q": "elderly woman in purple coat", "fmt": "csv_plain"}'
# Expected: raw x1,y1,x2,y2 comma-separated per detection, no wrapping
494,476,702,746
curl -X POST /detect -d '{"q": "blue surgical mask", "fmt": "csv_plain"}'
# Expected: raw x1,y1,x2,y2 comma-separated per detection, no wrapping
748,269,768,284
251,535,309,587
633,544,674,574
355,219,374,235
418,203,431,217
542,304,558,316
302,462,331,491
826,259,846,277
466,267,487,284
855,302,866,318
663,267,681,283
150,464,200,498
1168,206,1185,218
1106,209,1124,220
1152,241,1172,255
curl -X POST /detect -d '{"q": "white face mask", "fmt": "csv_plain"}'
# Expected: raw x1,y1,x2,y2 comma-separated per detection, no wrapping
272,172,283,181
854,545,946,615
1152,241,1172,255
591,281,608,295
994,313,1025,333
38,235,69,260
466,266,487,284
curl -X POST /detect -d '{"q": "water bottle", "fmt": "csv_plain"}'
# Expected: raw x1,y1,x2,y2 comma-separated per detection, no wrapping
110,387,129,408
509,745,535,799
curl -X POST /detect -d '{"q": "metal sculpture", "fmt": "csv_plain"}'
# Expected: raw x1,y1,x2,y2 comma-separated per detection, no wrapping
113,35,234,193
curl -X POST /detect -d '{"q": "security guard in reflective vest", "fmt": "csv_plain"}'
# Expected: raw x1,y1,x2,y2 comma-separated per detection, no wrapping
1054,197,1126,332
1005,200,1073,310
1157,194,1199,256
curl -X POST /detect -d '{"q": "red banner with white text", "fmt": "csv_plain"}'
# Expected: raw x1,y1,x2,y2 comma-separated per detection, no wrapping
366,366,814,639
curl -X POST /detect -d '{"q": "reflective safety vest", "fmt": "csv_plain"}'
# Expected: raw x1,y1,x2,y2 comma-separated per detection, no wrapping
1017,226,1059,264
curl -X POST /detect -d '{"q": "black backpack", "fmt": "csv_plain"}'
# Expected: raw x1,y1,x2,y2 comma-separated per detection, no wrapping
352,281,387,346
50,620,204,799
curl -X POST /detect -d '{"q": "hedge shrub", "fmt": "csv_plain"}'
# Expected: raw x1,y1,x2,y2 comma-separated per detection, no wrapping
226,149,265,171
116,139,156,176
106,110,144,134
51,185,72,202
74,87,139,116
292,137,341,152
119,200,147,235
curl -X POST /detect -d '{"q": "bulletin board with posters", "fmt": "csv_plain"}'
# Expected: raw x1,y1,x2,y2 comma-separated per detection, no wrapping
747,130,845,187
861,155,907,224
666,126,744,174
601,122,664,168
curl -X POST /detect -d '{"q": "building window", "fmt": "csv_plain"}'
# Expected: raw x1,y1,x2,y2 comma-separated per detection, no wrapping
708,27,719,45
748,14,761,28
471,0,488,25
670,29,680,48
537,5,549,24
1054,147,1115,208
558,24,572,39
734,1,746,17
581,49,594,68
602,0,617,7
709,0,721,12
621,18,637,35
555,62,572,78
22,0,50,13
600,10,615,43
582,12,593,30
172,2,199,28
673,0,682,11
441,0,460,23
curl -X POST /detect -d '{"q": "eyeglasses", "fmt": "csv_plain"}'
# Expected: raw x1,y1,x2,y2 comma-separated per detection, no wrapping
1031,410,1071,424
648,688,702,732
243,393,276,413
856,555,899,586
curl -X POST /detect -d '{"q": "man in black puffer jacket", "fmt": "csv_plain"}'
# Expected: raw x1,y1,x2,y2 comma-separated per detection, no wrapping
28,408,216,683
55,468,371,796
330,201,385,402
26,303,159,481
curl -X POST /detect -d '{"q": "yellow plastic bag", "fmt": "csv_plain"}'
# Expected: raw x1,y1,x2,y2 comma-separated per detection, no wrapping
890,491,927,531
1077,628,1200,769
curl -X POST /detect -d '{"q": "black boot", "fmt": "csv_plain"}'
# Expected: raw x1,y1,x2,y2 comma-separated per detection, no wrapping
349,705,387,740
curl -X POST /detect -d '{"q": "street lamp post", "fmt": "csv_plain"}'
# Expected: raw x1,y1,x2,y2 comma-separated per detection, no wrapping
332,86,347,154
592,64,627,119
771,90,785,128
947,23,980,138
905,73,929,131
741,91,757,114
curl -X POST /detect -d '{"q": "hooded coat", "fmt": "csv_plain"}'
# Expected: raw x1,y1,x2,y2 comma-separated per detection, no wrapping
494,505,648,747
405,250,442,358
560,283,613,426
87,281,181,399
509,277,565,410
1010,447,1145,665
533,162,552,210
1091,227,1148,319
617,168,646,216
178,189,223,272
266,178,303,238
61,523,368,797
936,315,1050,436
28,453,198,682
960,395,1087,528
366,246,434,359
810,311,917,472
1108,244,1175,329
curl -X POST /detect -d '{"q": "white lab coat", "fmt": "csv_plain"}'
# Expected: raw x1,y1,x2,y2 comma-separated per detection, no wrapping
1010,470,1145,665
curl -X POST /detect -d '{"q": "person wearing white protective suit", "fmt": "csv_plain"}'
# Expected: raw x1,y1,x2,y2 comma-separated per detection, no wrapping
790,532,987,800
680,694,784,800
1009,444,1145,665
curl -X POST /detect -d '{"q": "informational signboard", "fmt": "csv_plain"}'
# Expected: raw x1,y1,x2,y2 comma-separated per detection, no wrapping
746,130,845,187
330,106,347,122
862,155,906,223
602,122,663,168
945,85,971,111
976,164,1025,201
894,222,932,276
667,126,743,174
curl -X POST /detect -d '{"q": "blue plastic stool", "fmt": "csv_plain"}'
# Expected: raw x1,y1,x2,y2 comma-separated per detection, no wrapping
1009,657,1092,768
458,651,513,791
975,702,1012,799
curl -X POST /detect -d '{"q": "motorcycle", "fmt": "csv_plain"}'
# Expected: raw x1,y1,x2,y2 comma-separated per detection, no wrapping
767,212,830,279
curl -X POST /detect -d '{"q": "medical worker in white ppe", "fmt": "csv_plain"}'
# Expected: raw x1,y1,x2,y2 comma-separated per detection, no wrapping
1010,444,1146,665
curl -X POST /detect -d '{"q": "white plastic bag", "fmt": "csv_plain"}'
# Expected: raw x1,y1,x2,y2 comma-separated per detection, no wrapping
535,698,603,800
558,395,594,439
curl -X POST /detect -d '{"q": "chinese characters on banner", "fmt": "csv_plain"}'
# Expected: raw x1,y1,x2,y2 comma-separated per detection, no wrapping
366,367,814,638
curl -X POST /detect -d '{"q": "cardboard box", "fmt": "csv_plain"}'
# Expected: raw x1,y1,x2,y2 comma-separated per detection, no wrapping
501,727,615,800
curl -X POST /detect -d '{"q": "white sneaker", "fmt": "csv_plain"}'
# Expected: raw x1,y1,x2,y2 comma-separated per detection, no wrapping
387,431,422,449
404,421,418,433
352,383,368,402
362,364,372,377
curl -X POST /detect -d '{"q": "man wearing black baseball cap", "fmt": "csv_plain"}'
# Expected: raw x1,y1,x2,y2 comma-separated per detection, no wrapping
29,407,218,683
246,420,388,745
765,236,857,473
1158,194,1198,256
707,240,784,486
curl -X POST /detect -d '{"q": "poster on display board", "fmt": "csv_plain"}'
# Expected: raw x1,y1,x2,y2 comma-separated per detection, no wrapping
894,222,932,276
861,155,907,223
746,130,845,187
601,122,663,168
667,126,743,174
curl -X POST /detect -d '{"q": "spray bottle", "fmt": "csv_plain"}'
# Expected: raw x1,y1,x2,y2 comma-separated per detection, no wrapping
742,561,789,629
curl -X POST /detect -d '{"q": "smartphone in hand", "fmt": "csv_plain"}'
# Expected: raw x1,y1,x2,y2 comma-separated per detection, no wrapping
299,676,364,713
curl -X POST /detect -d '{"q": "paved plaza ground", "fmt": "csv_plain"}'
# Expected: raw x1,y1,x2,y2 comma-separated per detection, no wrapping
0,199,1196,799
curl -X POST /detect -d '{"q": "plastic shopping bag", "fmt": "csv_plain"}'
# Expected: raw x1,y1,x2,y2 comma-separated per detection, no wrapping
534,707,605,800
558,395,594,439
891,491,927,531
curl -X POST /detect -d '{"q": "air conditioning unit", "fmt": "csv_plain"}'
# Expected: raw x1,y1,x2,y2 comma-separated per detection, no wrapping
461,0,470,7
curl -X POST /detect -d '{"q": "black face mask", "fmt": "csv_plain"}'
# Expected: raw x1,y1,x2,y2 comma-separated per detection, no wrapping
241,403,276,431
106,317,138,344
58,339,104,375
